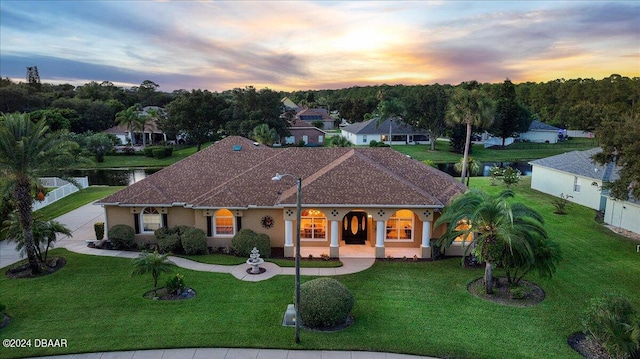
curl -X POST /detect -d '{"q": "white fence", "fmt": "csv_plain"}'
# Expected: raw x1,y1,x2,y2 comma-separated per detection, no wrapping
32,177,89,211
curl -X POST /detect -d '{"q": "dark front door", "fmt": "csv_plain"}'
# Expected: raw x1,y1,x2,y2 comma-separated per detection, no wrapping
342,212,368,244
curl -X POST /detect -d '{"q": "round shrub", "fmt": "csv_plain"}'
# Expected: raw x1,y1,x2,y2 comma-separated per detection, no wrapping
299,278,355,329
163,147,173,157
181,228,207,255
157,233,181,254
108,224,135,249
231,229,271,258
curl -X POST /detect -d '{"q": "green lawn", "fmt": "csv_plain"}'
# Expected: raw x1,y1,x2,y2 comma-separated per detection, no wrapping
178,254,343,268
393,138,598,164
34,186,125,221
1,177,638,359
80,143,211,169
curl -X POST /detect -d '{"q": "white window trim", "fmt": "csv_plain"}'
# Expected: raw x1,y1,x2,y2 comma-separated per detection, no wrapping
384,212,414,242
141,207,162,234
214,210,236,237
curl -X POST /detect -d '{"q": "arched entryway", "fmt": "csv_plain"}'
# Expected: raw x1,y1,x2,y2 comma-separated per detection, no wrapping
342,211,368,244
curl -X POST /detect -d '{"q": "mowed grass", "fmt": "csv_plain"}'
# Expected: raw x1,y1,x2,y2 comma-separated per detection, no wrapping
79,143,211,169
34,186,125,221
394,138,598,164
1,177,639,359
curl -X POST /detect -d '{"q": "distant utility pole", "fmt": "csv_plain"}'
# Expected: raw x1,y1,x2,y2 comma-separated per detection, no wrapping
26,66,41,90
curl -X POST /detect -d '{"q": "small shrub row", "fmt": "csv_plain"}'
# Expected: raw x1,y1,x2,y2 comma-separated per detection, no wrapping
368,140,390,147
231,229,271,258
155,225,207,255
143,146,174,158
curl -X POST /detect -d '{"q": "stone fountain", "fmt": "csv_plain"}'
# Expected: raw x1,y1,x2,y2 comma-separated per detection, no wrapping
246,247,265,274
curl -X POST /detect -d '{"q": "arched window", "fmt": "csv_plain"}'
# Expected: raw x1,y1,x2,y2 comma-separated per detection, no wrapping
385,210,414,241
301,209,326,241
214,209,235,236
141,207,162,233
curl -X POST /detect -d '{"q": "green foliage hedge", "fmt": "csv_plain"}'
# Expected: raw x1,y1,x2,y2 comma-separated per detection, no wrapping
299,278,354,329
144,146,174,158
108,224,135,249
181,228,207,255
157,233,181,254
231,229,271,258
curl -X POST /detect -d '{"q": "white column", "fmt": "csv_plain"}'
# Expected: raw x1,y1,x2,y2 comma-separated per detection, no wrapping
422,221,431,248
375,220,385,258
284,219,294,257
421,220,432,259
330,220,339,258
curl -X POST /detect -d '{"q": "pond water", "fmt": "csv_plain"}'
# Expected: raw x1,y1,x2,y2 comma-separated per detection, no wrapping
436,161,532,177
75,161,532,186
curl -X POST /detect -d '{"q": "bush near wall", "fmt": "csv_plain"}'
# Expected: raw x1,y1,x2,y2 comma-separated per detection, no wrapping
143,146,174,158
231,229,271,258
108,224,135,249
181,228,207,255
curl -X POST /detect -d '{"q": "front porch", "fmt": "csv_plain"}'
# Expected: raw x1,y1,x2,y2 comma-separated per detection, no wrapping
299,245,423,259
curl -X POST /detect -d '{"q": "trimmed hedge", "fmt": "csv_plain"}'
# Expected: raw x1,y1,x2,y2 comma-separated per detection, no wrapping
108,224,135,249
181,228,207,255
231,229,271,258
299,278,355,329
157,233,181,254
144,146,174,158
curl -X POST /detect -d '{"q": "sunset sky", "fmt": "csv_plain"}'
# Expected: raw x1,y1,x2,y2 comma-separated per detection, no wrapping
1,1,638,92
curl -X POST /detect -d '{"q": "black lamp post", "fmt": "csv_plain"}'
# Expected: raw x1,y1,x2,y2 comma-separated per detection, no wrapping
271,173,302,343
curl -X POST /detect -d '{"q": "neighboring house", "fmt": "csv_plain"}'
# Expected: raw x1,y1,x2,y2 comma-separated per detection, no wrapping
96,136,468,259
519,120,564,144
529,148,640,235
281,119,326,146
281,97,301,112
341,118,430,146
104,106,168,146
295,108,335,130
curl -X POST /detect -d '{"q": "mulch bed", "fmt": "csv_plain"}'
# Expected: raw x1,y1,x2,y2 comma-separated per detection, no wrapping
143,287,196,300
568,332,613,359
467,277,545,307
5,257,66,279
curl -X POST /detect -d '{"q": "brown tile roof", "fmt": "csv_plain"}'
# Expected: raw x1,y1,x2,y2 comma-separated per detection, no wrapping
97,136,466,209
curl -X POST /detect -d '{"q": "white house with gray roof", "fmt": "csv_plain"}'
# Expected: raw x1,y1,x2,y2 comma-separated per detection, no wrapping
529,148,616,211
519,120,564,144
529,148,640,235
341,118,430,146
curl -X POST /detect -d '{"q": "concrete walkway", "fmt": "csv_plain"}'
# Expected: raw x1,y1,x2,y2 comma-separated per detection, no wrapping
0,202,375,281
34,347,439,359
2,202,438,359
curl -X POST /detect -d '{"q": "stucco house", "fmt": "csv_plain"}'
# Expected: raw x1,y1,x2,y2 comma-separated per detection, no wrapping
96,136,468,259
281,119,326,146
519,120,564,144
341,118,430,146
529,148,640,235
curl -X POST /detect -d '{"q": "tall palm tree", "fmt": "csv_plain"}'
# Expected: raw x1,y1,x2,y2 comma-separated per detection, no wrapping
0,113,86,273
453,156,481,186
375,98,405,146
434,189,547,294
135,111,154,147
131,251,175,297
115,104,142,146
446,86,495,184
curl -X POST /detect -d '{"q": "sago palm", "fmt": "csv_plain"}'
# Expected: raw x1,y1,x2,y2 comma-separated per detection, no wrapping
2,212,72,263
131,251,175,296
435,189,547,294
0,113,86,273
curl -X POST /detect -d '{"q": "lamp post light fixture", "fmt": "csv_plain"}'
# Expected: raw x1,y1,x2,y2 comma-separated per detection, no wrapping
271,173,302,343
